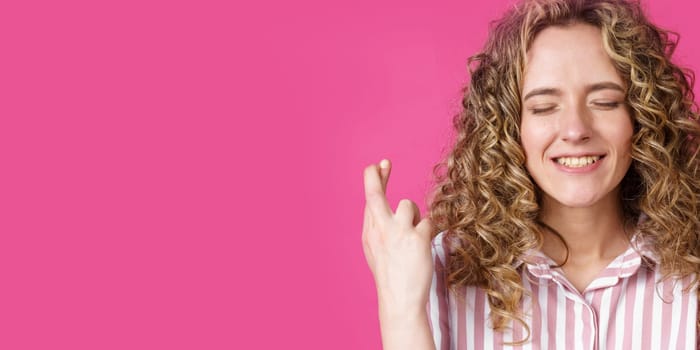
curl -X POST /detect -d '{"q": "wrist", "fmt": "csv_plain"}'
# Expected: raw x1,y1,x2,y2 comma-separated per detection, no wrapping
377,303,433,350
378,299,427,324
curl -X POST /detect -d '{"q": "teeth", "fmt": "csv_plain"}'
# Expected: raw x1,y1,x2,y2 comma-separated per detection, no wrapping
556,156,600,167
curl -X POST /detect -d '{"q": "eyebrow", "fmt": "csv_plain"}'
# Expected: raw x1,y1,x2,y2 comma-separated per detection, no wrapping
522,81,626,101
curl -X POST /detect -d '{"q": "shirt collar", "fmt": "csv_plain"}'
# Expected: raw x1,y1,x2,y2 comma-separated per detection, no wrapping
629,230,659,265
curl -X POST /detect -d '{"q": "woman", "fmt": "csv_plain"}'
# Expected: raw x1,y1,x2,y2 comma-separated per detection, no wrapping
362,0,700,349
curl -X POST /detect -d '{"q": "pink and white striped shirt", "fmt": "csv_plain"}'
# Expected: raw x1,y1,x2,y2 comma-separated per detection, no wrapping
427,231,698,350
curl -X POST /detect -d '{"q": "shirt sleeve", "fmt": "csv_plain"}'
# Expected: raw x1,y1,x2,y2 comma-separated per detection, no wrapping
427,231,451,350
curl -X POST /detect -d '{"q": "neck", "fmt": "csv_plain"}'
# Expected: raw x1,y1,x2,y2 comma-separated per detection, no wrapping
538,190,631,265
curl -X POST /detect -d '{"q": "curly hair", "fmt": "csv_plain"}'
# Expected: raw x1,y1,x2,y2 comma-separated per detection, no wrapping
428,0,700,342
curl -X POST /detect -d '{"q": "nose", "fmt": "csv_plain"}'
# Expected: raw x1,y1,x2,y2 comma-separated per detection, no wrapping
558,104,592,143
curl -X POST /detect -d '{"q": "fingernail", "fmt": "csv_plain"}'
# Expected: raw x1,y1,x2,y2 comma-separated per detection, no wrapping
379,159,390,169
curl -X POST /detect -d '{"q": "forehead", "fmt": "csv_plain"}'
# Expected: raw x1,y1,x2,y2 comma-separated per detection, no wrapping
522,22,625,92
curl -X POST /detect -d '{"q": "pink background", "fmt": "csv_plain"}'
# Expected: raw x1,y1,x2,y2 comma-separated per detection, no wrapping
1,0,698,348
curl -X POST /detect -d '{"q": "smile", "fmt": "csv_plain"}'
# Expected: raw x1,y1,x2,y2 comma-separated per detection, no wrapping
554,155,601,168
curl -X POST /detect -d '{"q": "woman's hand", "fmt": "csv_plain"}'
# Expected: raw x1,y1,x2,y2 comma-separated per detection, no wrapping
362,159,435,316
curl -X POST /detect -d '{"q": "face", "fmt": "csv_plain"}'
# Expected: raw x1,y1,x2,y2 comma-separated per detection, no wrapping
520,22,633,211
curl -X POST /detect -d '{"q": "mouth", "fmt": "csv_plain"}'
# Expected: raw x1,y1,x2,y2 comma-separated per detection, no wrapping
552,155,605,168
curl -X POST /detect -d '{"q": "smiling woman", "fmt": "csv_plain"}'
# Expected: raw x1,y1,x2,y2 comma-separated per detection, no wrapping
362,0,700,349
520,23,635,224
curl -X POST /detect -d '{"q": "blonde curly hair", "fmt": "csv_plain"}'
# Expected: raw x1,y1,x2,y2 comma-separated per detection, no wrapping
428,0,700,342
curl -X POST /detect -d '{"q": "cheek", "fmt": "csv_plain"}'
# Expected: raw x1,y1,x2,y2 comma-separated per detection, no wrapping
612,118,634,154
519,120,544,158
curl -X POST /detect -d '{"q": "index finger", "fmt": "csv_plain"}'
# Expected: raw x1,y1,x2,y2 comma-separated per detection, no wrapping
363,162,392,220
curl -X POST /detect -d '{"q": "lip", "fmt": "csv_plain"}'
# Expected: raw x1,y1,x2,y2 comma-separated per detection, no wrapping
550,154,606,173
550,153,606,159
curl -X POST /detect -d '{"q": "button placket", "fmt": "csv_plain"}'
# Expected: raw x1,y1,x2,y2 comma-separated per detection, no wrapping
583,290,599,350
549,273,599,349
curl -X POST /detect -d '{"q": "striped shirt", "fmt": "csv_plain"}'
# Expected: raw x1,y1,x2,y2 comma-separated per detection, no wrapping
427,231,698,350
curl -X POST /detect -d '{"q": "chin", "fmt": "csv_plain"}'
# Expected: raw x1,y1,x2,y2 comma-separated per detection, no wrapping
545,192,601,209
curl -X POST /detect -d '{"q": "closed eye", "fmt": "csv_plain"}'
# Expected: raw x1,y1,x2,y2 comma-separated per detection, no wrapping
592,101,621,109
529,106,556,115
527,101,622,115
